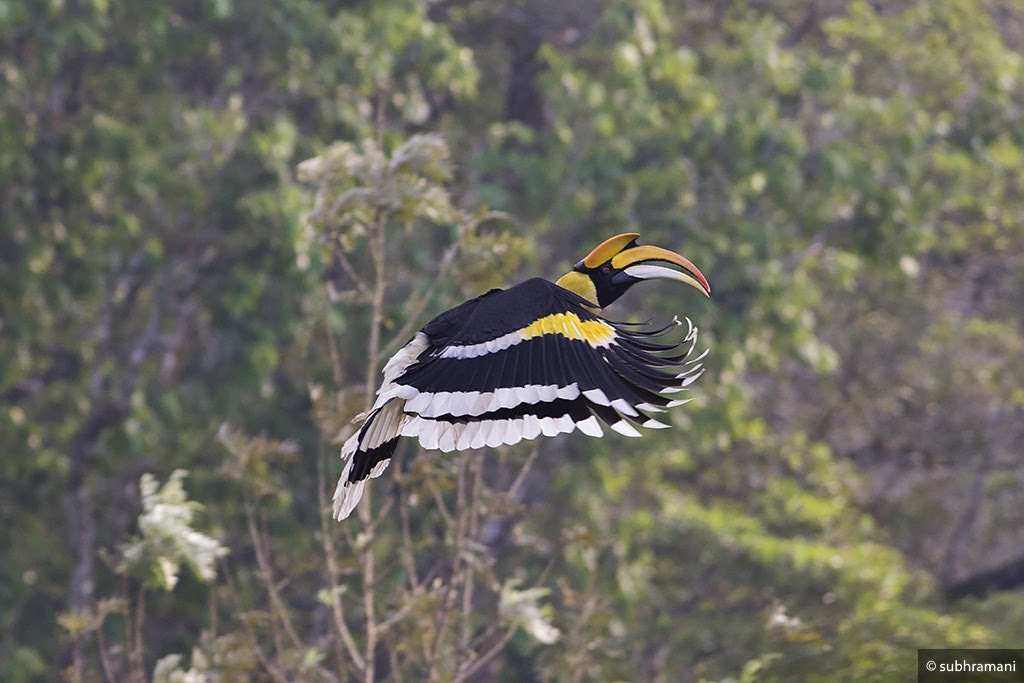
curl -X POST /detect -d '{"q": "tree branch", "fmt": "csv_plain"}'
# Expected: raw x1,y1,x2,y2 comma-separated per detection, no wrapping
316,446,365,672
941,416,999,586
946,553,1024,600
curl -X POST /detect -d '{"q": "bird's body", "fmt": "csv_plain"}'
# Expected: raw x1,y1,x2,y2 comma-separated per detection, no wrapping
333,234,711,520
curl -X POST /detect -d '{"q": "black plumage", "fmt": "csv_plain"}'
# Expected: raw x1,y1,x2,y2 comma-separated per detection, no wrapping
333,234,710,520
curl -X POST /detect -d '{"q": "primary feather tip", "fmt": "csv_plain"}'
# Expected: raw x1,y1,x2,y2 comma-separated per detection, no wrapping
332,437,362,520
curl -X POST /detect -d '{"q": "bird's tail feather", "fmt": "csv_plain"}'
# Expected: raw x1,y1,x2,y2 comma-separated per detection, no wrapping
332,399,405,520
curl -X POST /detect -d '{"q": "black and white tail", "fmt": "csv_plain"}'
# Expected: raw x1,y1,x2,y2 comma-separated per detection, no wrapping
331,399,406,519
332,333,429,520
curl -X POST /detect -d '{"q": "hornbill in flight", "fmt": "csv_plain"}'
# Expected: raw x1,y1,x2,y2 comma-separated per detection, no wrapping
333,233,711,520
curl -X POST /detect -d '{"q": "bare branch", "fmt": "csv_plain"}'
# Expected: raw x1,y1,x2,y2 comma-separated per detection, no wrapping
358,498,378,683
377,600,415,634
426,456,470,675
425,466,456,528
316,446,366,672
380,241,461,358
132,585,146,683
461,453,484,652
323,306,345,388
456,626,518,682
243,494,303,651
941,416,1000,585
397,458,421,590
331,246,372,299
362,209,390,413
510,444,541,499
356,207,392,683
946,553,1024,600
220,558,291,683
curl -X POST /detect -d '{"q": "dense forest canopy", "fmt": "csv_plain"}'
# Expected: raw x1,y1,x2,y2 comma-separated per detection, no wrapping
2,0,1023,680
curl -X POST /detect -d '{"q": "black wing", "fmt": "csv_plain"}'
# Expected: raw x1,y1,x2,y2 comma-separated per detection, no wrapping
333,277,706,519
380,278,706,451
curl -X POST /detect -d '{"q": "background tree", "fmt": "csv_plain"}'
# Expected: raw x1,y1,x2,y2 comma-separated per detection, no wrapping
1,0,1022,681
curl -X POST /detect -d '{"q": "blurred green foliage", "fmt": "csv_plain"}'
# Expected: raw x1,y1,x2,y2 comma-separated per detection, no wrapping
2,0,1023,680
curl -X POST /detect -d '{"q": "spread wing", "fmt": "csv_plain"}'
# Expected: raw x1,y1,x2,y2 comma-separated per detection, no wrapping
333,277,706,519
381,277,706,450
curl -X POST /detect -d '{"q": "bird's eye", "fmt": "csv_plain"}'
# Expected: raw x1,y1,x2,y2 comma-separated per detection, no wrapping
602,264,612,274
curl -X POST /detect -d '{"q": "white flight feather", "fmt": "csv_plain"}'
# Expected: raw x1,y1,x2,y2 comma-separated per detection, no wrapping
576,415,603,437
335,309,709,522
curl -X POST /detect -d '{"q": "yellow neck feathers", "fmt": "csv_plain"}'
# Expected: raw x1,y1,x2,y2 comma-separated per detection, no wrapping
554,271,600,309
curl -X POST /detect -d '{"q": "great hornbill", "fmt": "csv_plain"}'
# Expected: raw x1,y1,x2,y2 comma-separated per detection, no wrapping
333,233,711,520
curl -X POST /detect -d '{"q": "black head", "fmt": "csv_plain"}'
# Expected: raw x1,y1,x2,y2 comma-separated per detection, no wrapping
555,233,711,309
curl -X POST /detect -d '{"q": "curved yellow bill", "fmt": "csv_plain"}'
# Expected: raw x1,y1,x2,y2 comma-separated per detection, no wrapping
581,233,641,268
612,244,711,297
